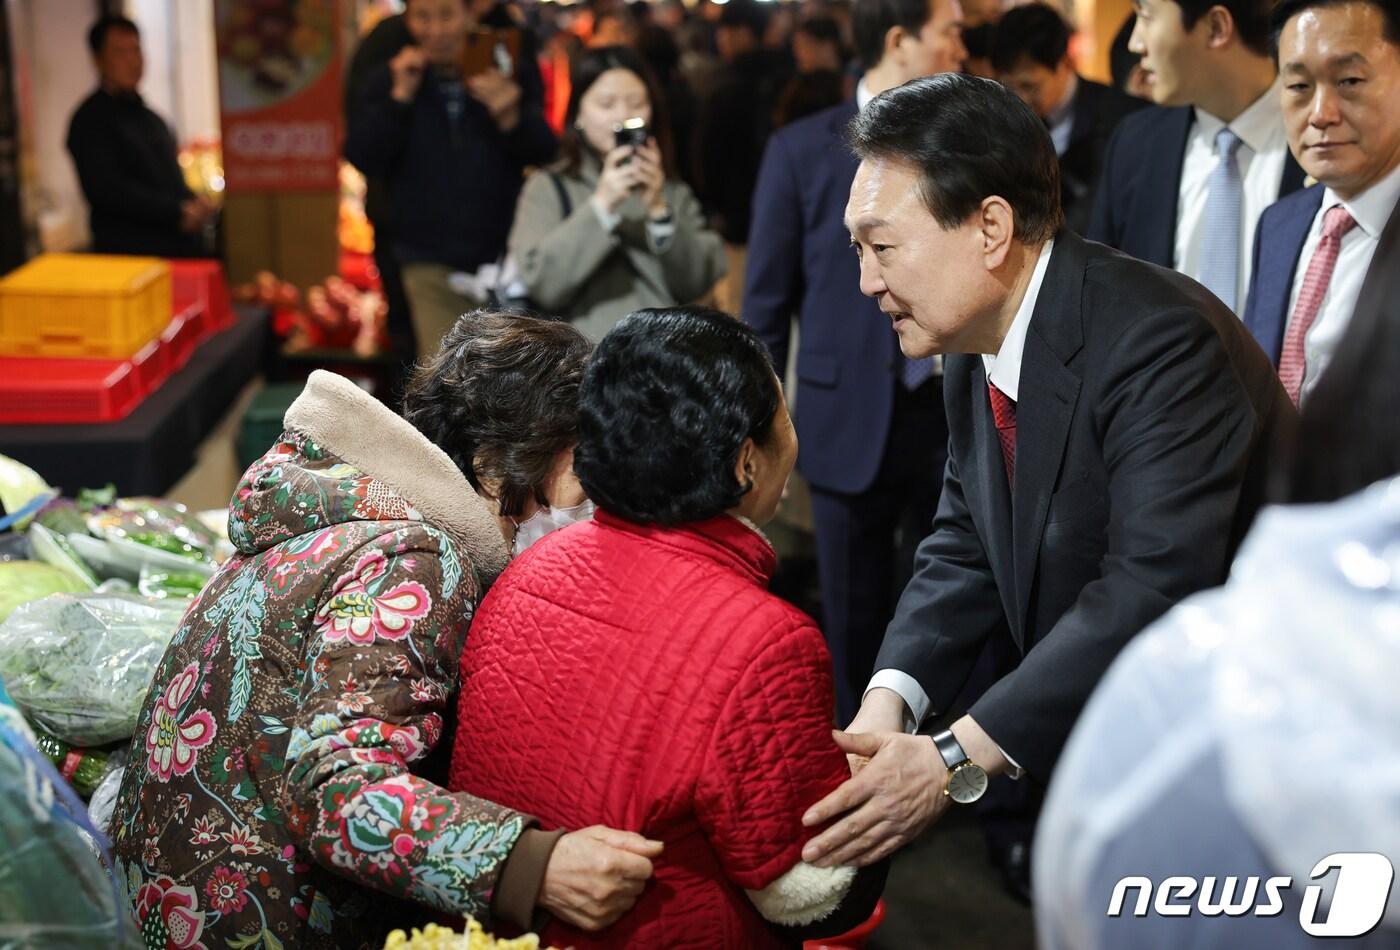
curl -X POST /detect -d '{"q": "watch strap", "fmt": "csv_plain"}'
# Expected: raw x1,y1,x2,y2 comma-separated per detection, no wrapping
931,729,968,771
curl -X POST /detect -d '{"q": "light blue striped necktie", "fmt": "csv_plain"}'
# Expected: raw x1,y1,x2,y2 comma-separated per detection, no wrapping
1199,127,1246,312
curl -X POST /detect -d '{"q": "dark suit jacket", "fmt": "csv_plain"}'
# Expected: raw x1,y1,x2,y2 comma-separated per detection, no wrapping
1242,184,1325,365
1058,78,1146,235
876,232,1294,778
1086,105,1308,267
743,101,912,495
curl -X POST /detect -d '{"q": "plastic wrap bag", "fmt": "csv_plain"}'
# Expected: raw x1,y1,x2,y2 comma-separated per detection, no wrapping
0,593,188,746
86,751,128,837
0,561,87,623
0,683,140,949
0,454,56,532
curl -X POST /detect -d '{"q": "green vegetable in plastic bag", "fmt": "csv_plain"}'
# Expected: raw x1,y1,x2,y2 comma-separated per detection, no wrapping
137,567,208,599
29,727,111,797
0,681,141,948
0,561,87,623
27,523,99,588
35,498,90,538
0,455,56,531
0,593,188,745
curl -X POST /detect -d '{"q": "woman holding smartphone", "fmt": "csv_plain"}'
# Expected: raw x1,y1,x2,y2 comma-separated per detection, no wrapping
507,46,727,341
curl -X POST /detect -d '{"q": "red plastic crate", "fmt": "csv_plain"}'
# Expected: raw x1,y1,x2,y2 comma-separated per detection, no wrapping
159,304,206,373
170,259,234,333
0,313,178,424
0,356,144,424
126,336,170,394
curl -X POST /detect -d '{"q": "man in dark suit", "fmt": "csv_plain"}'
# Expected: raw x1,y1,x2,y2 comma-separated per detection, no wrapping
991,3,1145,234
1087,0,1306,314
742,0,967,722
794,74,1293,869
1241,0,1400,406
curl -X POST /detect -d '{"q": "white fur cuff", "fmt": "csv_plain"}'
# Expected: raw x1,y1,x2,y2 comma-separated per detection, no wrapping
746,861,857,926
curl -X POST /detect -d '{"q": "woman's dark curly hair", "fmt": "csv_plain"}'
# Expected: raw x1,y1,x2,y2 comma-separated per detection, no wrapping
573,307,780,525
403,310,593,519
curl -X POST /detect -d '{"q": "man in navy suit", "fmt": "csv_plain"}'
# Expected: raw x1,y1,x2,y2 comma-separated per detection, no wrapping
991,3,1146,234
1087,0,1306,313
1242,0,1400,405
743,0,967,722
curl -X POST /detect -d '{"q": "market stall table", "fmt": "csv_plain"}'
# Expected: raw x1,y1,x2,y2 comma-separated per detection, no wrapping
0,306,269,495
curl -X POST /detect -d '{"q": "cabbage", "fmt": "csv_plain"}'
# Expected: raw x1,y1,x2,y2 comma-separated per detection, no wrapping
0,562,86,623
0,455,55,530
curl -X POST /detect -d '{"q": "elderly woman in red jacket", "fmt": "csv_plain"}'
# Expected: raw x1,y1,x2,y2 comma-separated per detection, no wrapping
449,307,884,948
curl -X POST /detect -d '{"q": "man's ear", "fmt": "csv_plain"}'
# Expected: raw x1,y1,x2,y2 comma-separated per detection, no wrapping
979,196,1017,270
884,24,909,64
733,437,758,492
1204,4,1237,49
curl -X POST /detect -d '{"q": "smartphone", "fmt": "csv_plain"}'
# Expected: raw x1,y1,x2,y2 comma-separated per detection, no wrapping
614,117,649,151
459,28,520,79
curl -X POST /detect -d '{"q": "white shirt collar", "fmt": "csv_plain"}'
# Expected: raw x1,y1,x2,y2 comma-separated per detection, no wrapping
981,239,1055,402
856,78,873,111
1192,80,1284,156
1321,159,1400,239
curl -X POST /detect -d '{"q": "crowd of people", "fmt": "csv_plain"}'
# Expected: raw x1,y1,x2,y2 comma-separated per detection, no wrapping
53,0,1400,945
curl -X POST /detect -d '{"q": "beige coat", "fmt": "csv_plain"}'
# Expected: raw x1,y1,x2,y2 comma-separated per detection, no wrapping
508,157,727,341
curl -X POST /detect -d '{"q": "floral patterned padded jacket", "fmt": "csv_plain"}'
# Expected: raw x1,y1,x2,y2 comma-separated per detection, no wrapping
111,371,560,950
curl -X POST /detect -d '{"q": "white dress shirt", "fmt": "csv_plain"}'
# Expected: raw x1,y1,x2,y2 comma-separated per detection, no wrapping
1285,161,1400,405
864,240,1053,776
1173,83,1289,314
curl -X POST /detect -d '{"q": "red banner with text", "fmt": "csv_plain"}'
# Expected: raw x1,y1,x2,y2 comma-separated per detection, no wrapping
215,0,343,193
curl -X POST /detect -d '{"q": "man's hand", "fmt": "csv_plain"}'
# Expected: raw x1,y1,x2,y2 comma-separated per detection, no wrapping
389,46,428,103
467,69,522,131
538,826,663,931
846,687,909,735
800,731,949,869
179,197,213,234
843,687,909,776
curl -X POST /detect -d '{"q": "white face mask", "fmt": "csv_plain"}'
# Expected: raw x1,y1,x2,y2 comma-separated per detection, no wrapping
511,499,596,557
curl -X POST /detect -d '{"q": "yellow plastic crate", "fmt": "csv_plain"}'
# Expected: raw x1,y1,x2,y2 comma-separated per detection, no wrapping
0,253,172,359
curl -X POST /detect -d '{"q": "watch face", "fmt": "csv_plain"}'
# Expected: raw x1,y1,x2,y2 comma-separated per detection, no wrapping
947,763,989,804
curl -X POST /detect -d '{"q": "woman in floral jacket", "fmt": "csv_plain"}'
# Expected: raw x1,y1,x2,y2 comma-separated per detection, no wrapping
112,314,661,950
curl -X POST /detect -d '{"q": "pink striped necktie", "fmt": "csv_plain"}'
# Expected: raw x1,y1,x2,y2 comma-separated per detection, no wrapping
1278,205,1358,405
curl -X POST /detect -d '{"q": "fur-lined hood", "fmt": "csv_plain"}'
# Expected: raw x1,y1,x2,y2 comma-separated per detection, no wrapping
229,370,510,585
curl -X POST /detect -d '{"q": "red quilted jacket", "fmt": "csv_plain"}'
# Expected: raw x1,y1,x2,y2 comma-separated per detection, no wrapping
449,510,851,948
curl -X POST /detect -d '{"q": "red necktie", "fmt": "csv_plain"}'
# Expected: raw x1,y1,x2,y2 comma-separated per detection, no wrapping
988,381,1017,487
1278,205,1358,405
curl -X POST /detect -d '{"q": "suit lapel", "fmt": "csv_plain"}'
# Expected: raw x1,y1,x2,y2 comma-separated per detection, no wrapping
1248,187,1323,365
1145,108,1194,267
1011,236,1086,645
1280,151,1308,198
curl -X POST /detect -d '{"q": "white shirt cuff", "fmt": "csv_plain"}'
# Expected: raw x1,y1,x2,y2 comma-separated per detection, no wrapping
998,744,1025,780
864,669,930,733
646,218,676,252
590,198,621,233
866,670,1025,780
